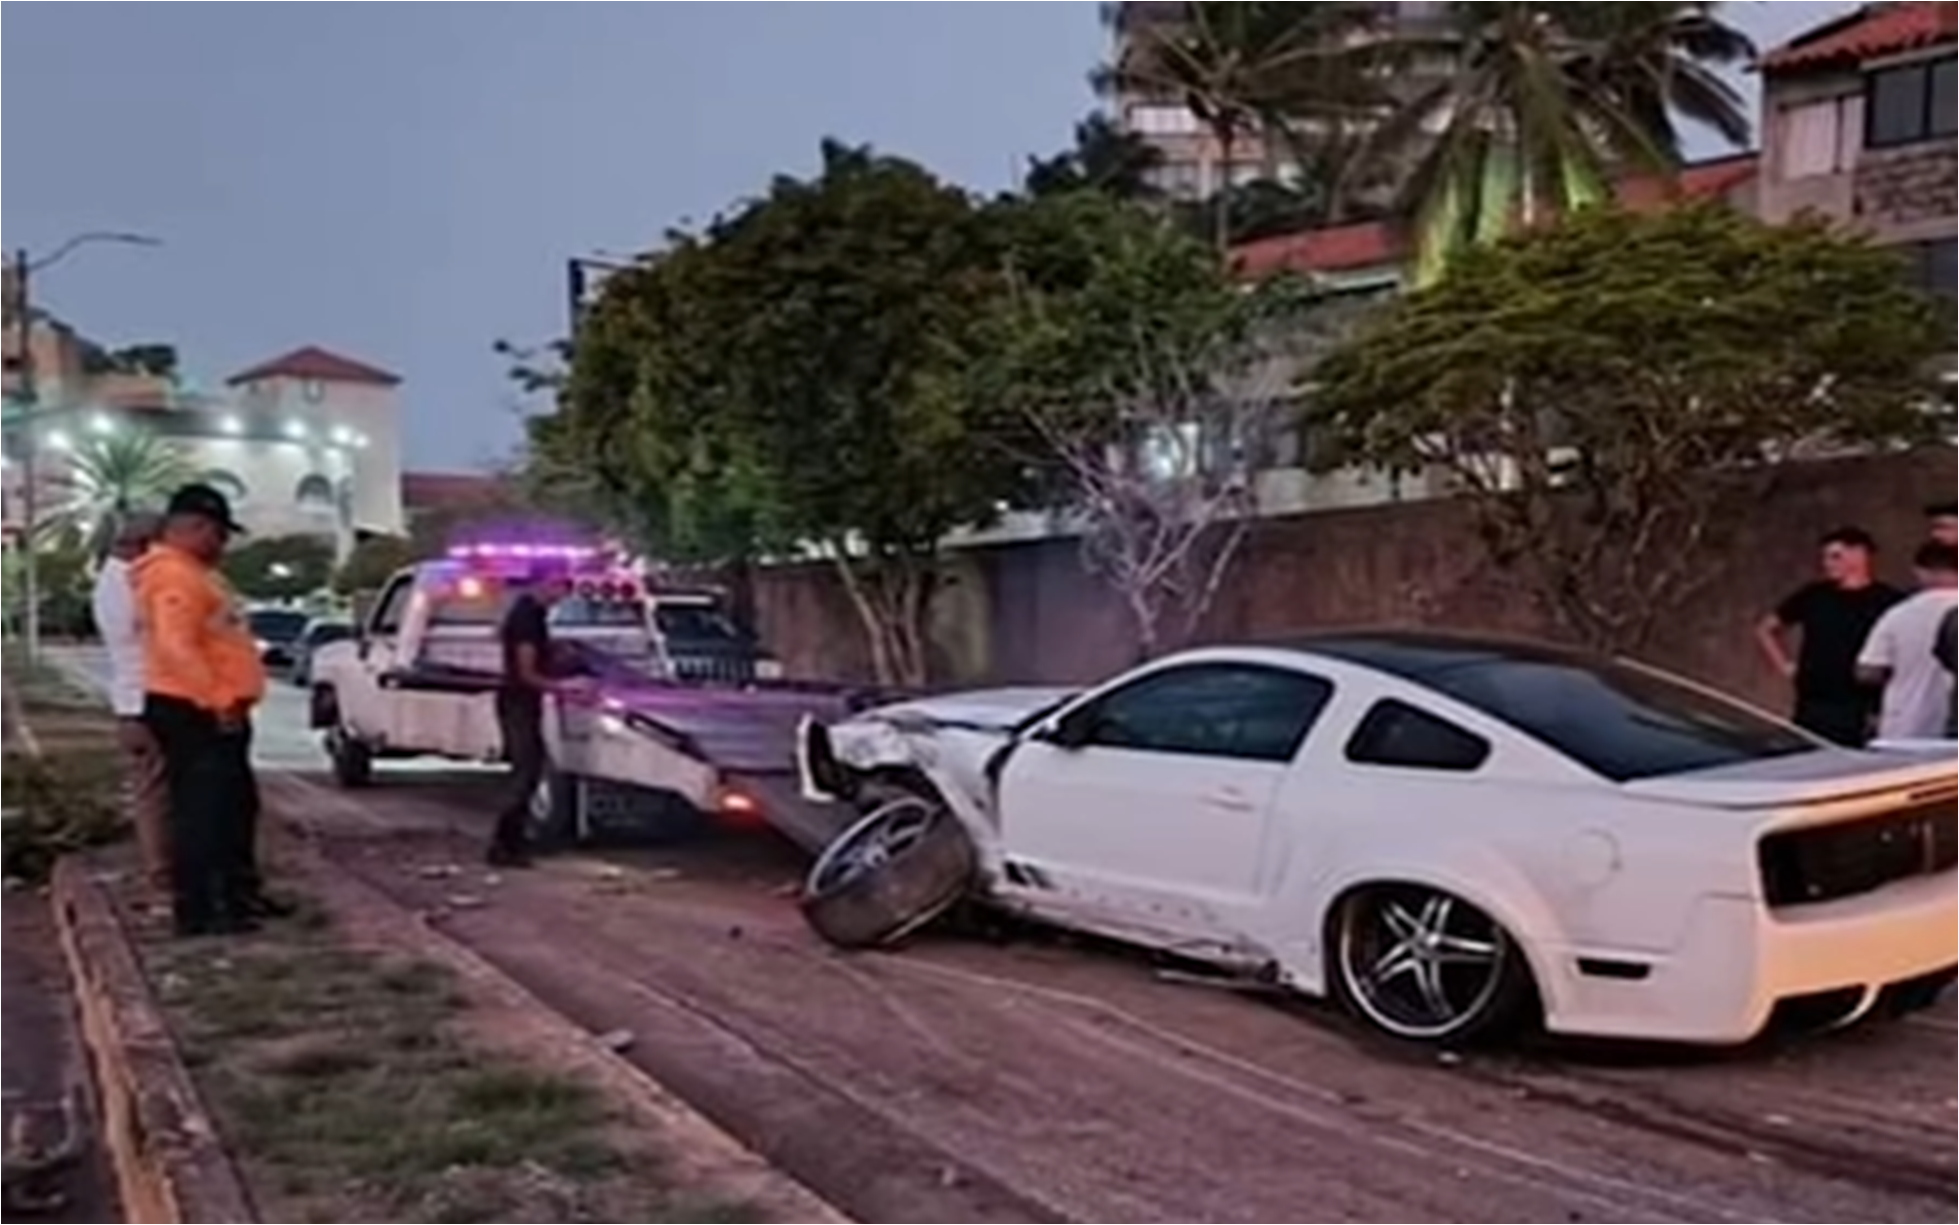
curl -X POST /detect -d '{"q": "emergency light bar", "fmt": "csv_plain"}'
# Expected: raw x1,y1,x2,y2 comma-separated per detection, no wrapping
447,542,600,561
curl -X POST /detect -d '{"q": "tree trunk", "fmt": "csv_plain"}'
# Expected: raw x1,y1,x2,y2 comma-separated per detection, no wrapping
830,550,938,690
1212,128,1237,254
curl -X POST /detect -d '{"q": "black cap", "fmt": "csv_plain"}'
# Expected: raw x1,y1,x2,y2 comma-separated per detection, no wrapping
165,482,247,535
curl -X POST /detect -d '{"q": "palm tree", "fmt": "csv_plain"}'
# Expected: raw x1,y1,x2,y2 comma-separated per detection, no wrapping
1094,2,1387,250
41,431,193,554
1356,1,1755,284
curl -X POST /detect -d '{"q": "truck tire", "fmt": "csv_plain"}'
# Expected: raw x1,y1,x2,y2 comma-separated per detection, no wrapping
527,766,581,849
326,727,374,789
801,791,976,951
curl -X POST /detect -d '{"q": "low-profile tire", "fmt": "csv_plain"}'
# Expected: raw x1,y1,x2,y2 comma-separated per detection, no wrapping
326,727,374,789
1329,882,1536,1047
801,791,976,951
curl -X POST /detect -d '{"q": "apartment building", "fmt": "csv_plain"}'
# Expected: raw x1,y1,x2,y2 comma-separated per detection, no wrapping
1754,1,1956,299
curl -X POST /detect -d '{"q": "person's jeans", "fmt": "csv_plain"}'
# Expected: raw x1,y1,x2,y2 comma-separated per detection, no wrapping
215,720,264,901
491,692,546,855
143,695,238,927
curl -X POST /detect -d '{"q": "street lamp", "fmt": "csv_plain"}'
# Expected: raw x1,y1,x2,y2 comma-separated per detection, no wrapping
4,230,162,658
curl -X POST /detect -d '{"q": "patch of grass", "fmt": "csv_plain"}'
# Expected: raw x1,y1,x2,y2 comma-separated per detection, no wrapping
142,901,760,1223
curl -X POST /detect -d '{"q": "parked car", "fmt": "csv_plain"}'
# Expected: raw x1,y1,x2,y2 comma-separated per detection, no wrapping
796,630,1958,1048
288,617,357,687
246,606,312,671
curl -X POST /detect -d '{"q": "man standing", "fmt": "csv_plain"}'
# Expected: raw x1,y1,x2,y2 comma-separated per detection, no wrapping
91,512,167,901
133,484,267,936
1858,541,1959,742
487,569,581,868
1756,527,1903,746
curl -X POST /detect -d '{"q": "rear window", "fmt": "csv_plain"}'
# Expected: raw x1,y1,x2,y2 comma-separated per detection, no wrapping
654,603,746,643
1421,656,1816,782
247,609,309,641
552,595,646,629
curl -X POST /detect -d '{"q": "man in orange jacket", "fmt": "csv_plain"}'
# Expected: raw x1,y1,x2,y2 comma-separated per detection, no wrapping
134,483,268,937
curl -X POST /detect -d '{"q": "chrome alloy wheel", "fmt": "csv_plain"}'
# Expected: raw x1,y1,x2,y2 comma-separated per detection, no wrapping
1336,885,1517,1042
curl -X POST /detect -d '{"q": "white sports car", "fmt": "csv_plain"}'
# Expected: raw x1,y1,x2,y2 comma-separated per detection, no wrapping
796,631,1958,1047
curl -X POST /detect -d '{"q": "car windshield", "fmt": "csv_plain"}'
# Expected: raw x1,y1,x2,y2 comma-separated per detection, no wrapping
305,621,356,645
550,596,646,628
1301,634,1818,782
247,609,310,642
654,602,747,644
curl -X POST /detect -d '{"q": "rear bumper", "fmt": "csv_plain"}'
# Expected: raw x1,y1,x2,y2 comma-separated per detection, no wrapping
1544,870,1957,1044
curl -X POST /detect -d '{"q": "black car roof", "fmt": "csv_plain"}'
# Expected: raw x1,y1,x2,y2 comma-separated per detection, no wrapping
1277,629,1607,679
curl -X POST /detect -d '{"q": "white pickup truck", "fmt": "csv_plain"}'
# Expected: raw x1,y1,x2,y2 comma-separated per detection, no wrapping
307,543,883,849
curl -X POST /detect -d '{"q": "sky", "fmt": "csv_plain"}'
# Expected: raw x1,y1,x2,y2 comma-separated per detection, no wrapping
4,1,1851,474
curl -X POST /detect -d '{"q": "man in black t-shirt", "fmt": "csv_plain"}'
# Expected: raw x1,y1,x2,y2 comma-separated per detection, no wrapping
488,570,579,867
1756,526,1903,747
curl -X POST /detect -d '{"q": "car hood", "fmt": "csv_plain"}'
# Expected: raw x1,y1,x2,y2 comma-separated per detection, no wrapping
862,686,1080,734
1621,746,1957,809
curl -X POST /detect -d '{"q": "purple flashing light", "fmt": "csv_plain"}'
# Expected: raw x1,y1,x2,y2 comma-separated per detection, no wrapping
447,542,600,562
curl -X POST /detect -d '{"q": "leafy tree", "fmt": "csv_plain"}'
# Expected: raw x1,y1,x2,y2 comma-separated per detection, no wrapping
220,534,336,602
332,533,417,597
1023,113,1167,201
978,191,1333,656
1174,175,1331,246
1361,2,1755,282
1306,203,1955,651
42,431,193,556
1094,2,1385,249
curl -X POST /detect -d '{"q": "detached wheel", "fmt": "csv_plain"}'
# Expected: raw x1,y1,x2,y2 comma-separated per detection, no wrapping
326,727,374,788
801,792,975,951
1331,884,1535,1046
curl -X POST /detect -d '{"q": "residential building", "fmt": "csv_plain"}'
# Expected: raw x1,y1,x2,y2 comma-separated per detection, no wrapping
2,308,406,549
1755,1,1956,300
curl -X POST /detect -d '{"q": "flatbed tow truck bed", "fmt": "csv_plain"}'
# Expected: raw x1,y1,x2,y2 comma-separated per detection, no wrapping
548,647,895,853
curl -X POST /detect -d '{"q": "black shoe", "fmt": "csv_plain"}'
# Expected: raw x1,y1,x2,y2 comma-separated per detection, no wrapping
486,845,534,869
174,913,261,938
238,892,297,920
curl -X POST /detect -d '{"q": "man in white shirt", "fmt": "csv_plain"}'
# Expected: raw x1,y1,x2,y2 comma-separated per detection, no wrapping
91,512,169,895
1857,541,1959,742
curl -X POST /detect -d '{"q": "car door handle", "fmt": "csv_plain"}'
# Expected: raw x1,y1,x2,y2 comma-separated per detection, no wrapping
1203,788,1258,813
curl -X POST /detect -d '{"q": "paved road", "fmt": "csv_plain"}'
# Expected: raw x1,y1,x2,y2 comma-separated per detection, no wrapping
51,646,1959,1224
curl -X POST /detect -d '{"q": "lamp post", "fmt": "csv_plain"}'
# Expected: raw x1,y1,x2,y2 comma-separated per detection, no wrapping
4,231,162,658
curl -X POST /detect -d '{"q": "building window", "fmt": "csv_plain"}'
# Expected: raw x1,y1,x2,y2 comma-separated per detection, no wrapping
1776,96,1853,178
1147,161,1205,200
1127,104,1203,137
1904,238,1957,300
302,378,326,403
1865,55,1958,149
294,473,335,511
198,469,248,506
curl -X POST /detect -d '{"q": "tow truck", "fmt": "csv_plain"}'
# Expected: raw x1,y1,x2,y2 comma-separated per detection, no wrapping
306,541,882,850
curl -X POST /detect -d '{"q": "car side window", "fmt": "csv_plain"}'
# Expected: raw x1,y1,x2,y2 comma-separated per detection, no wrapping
1080,663,1335,763
1345,699,1491,772
368,576,415,638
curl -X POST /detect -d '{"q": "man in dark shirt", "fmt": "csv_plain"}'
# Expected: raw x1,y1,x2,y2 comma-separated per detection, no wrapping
1756,526,1903,747
488,570,579,867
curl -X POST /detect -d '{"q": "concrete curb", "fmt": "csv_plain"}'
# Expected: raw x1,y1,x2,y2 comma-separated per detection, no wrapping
50,858,259,1225
263,771,855,1224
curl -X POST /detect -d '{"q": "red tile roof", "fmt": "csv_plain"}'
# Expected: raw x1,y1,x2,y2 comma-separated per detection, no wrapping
1759,2,1957,73
1233,154,1760,278
226,345,401,388
401,470,508,511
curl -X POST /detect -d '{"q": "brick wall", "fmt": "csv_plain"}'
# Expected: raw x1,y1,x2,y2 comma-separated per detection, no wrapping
748,450,1958,708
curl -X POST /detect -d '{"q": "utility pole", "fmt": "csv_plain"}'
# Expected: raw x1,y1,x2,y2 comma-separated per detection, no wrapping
8,248,41,659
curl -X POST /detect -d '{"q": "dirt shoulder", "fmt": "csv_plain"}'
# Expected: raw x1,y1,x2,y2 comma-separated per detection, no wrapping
111,845,786,1223
286,770,1959,1225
